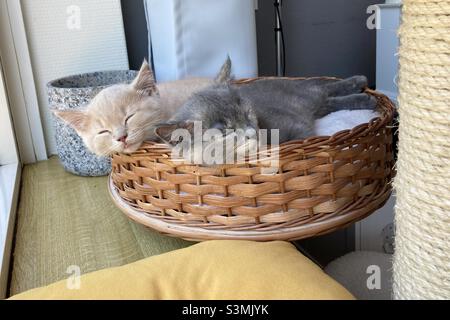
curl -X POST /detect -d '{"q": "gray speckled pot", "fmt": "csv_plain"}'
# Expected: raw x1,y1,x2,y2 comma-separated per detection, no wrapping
48,70,138,177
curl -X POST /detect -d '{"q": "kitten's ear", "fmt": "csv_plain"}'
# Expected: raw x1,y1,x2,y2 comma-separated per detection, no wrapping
215,55,233,84
132,59,159,96
155,122,195,145
52,109,88,133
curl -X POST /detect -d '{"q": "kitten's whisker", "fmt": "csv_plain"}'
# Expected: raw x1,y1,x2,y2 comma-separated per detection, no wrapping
126,124,155,141
99,144,123,157
131,122,155,131
99,149,116,157
126,133,145,145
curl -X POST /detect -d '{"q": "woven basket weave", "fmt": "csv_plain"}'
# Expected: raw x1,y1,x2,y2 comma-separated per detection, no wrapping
109,78,395,241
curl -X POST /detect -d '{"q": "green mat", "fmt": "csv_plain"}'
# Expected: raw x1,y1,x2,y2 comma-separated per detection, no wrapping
10,157,192,296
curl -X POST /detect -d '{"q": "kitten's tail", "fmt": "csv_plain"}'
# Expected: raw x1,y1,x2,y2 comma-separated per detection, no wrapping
215,55,232,84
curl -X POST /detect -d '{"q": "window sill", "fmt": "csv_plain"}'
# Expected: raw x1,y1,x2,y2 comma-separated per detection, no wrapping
0,162,21,298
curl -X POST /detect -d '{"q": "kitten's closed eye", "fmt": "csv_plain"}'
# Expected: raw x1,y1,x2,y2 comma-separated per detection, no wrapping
98,130,111,135
125,114,135,125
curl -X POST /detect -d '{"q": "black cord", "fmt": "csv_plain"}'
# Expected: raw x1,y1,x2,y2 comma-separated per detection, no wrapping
274,1,286,76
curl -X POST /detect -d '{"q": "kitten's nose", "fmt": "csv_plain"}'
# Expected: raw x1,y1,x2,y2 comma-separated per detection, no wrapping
117,135,128,143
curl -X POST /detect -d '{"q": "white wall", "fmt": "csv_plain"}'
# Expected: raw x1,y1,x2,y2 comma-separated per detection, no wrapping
0,60,20,299
21,0,129,155
0,65,18,166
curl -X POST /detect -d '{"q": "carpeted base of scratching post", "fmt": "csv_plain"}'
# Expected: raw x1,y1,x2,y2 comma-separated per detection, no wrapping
393,0,450,299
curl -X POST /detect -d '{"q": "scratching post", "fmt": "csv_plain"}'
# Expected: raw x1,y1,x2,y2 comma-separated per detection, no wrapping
393,0,450,299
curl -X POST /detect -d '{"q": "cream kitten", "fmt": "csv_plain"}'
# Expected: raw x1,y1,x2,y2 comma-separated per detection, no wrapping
54,58,231,156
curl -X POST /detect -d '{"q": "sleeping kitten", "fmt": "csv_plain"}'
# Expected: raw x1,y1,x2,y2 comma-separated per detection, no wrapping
155,76,377,164
54,58,231,156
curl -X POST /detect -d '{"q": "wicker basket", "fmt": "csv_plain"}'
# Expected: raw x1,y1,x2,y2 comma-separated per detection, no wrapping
109,78,395,241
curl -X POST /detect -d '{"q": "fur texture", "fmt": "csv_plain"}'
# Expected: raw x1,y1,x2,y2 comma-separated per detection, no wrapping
156,76,377,155
54,58,232,156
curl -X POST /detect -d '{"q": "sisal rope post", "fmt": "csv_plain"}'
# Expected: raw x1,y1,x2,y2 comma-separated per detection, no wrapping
393,0,450,299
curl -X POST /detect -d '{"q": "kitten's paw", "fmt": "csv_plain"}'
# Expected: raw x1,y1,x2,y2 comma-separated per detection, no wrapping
367,94,378,110
351,93,378,110
351,75,368,90
326,75,369,97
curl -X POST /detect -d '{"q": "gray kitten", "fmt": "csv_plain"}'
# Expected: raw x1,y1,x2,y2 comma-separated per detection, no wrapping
156,76,377,162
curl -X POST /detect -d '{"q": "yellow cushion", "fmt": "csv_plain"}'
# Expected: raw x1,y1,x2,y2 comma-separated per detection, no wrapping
10,241,354,300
